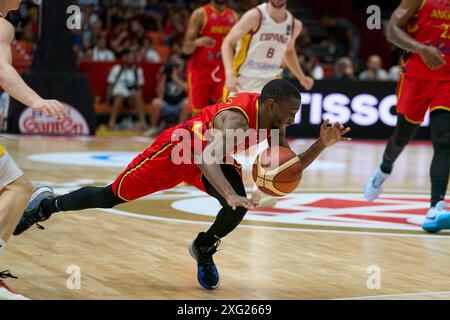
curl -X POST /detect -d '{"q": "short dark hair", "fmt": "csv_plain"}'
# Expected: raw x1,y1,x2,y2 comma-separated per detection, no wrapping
260,79,301,104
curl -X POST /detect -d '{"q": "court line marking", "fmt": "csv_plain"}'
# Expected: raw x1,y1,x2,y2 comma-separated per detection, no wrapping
99,208,450,239
333,291,450,300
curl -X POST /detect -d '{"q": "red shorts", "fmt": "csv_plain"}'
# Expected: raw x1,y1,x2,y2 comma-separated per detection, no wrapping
396,74,450,123
187,64,225,113
111,129,207,201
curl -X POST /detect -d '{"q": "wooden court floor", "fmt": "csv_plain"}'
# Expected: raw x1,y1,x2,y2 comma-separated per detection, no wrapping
1,134,450,300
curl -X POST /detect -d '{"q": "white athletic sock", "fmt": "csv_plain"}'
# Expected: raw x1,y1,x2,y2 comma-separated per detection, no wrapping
0,239,5,257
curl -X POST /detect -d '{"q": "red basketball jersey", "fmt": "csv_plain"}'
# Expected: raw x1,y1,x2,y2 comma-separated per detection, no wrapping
170,93,264,156
190,4,237,68
404,0,450,80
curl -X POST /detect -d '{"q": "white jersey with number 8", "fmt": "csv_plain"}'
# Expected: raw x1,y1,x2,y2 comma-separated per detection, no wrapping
232,3,295,80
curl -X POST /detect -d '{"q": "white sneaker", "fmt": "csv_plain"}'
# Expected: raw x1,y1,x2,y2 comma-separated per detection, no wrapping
0,280,29,300
422,201,450,233
364,167,390,201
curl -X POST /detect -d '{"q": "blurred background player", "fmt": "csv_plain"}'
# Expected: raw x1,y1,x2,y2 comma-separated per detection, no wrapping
0,0,68,300
182,0,238,114
221,0,314,99
221,0,314,206
364,0,450,233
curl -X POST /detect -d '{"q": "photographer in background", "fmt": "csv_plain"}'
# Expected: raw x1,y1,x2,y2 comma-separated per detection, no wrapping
145,55,189,137
106,50,149,131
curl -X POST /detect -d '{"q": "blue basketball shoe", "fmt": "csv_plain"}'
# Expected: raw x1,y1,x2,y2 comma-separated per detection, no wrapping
188,232,220,290
422,201,450,233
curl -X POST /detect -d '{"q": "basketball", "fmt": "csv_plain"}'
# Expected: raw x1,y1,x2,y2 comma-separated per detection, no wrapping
252,146,303,197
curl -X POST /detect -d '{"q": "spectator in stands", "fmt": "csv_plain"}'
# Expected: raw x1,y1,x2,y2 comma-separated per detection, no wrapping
164,10,189,46
299,51,324,80
358,54,389,81
121,0,147,9
328,57,356,80
84,20,104,51
92,35,116,61
139,37,161,63
109,22,131,57
106,50,149,131
142,0,164,31
145,54,189,137
78,0,100,7
321,13,360,60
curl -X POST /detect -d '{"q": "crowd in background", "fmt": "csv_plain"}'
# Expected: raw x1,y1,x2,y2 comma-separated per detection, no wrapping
8,0,402,83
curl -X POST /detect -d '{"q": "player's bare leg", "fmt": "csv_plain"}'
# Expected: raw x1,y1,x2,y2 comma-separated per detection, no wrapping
0,176,33,300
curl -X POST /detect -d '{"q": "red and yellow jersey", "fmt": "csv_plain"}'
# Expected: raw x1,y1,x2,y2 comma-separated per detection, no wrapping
403,0,450,80
169,93,265,157
189,4,238,69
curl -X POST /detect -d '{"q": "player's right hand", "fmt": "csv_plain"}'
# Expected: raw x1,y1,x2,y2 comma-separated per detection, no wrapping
31,99,69,120
225,75,242,93
418,44,446,70
195,36,216,48
226,194,255,211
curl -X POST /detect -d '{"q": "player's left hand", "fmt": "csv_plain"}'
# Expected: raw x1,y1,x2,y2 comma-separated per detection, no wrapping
319,119,351,147
299,76,314,91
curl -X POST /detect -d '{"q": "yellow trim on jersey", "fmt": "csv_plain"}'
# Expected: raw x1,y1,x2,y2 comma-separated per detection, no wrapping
396,72,405,102
0,145,5,156
222,87,230,102
117,142,173,202
188,71,202,114
232,33,253,77
418,0,427,12
403,114,423,125
210,106,250,130
255,99,260,133
430,106,450,113
192,122,208,141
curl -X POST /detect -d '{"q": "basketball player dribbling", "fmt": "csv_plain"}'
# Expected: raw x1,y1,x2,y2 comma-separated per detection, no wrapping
182,0,238,114
364,0,450,233
0,0,68,300
221,0,315,207
15,79,351,291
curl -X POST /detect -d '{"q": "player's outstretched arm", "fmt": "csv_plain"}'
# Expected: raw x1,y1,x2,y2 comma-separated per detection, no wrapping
221,9,260,92
196,110,256,210
283,19,314,91
387,0,445,70
297,119,351,169
0,19,68,119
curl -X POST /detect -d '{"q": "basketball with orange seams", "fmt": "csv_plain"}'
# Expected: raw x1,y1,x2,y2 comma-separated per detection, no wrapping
252,146,303,197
